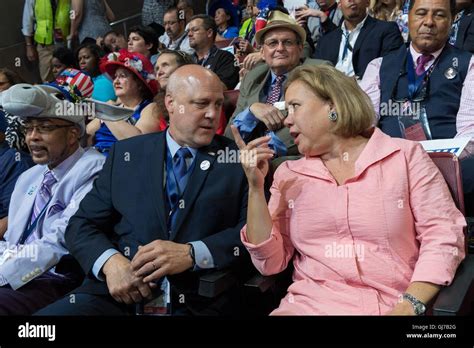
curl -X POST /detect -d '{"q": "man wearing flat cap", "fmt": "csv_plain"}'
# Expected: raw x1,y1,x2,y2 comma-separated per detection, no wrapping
225,10,330,156
0,83,105,315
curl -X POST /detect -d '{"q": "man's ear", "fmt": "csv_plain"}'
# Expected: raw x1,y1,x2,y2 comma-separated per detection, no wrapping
164,94,174,114
68,125,81,144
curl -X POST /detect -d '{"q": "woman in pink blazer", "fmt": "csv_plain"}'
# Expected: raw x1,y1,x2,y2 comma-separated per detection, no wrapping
231,64,466,315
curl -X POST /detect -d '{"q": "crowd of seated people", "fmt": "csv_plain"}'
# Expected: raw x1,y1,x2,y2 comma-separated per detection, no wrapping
0,0,470,316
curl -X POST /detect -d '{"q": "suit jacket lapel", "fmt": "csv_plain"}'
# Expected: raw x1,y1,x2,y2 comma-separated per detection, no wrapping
169,140,219,240
330,29,343,64
353,16,376,58
9,172,42,244
256,69,271,103
149,132,169,238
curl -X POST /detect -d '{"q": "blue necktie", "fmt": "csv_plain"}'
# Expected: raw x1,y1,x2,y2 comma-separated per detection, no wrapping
166,147,192,231
173,147,192,194
341,31,351,61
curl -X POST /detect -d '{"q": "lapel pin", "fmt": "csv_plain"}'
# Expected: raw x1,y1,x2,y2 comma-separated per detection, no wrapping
27,186,37,195
200,160,210,171
444,67,457,80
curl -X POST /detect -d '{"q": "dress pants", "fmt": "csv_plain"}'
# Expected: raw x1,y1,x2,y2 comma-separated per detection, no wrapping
0,272,80,315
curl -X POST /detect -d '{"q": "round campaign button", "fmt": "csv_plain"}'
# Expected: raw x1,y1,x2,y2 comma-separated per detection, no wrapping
200,160,210,171
444,67,457,80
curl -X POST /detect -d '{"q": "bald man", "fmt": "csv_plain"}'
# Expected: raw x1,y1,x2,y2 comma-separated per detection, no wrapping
37,65,251,316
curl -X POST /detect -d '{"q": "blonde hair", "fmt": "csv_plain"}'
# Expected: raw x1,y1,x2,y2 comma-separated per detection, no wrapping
369,0,403,21
285,65,375,138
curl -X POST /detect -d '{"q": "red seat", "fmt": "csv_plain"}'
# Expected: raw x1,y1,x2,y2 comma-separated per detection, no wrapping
214,39,234,49
428,152,465,214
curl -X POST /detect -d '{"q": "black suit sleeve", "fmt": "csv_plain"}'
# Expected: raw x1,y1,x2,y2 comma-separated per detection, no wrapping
313,35,325,60
65,145,119,275
321,18,338,34
213,50,240,90
380,22,404,57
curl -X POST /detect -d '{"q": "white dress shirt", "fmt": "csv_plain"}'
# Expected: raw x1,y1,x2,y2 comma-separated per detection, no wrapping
335,16,369,77
360,43,474,139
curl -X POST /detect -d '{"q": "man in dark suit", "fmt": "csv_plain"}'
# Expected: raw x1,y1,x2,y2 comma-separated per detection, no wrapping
225,10,330,156
314,0,403,79
37,65,250,316
452,0,474,53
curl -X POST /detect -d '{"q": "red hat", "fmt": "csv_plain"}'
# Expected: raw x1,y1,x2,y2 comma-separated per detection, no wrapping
101,49,159,96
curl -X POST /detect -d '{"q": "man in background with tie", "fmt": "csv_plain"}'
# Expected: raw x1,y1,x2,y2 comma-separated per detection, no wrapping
0,84,105,315
361,0,474,215
38,65,251,316
313,0,403,79
225,10,329,156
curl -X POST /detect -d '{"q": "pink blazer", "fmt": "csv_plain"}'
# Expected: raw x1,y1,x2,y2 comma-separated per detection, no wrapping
242,128,466,315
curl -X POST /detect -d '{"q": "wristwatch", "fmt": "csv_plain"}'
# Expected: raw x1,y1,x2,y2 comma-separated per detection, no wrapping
188,243,196,268
403,293,427,315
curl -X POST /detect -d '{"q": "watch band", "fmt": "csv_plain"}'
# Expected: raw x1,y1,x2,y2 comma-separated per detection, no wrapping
403,293,426,315
188,243,196,267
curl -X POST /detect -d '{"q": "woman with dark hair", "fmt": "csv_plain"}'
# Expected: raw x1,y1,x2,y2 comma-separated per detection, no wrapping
52,47,76,78
0,68,27,152
214,7,239,40
76,43,116,102
99,30,128,53
128,25,160,65
87,50,162,154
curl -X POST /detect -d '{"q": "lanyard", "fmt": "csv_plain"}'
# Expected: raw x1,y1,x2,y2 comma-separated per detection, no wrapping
19,196,53,244
406,49,438,100
341,31,352,60
197,46,217,68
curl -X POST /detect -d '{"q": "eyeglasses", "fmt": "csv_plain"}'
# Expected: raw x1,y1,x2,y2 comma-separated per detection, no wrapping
263,39,299,49
23,124,73,134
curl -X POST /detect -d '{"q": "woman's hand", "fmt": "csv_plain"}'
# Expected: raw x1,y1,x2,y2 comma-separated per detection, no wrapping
242,51,264,71
231,125,274,190
239,39,254,54
296,5,328,23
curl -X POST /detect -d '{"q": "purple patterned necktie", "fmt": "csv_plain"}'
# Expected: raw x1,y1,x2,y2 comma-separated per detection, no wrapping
266,75,285,105
415,54,434,76
26,170,57,243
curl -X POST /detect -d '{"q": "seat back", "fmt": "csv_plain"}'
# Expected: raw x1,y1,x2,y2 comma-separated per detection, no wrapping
428,152,465,215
